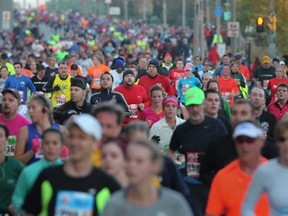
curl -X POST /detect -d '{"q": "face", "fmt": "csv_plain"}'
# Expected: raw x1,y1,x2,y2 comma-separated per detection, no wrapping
71,86,85,103
96,112,121,142
176,61,184,70
92,56,99,65
186,104,204,122
101,142,126,176
0,128,7,154
275,68,283,78
164,56,172,64
151,90,163,106
194,57,200,65
139,58,147,69
70,69,78,77
126,145,156,185
223,56,230,64
0,68,9,78
277,130,288,162
184,69,192,78
14,64,22,75
28,100,46,123
231,64,239,73
222,65,231,77
30,61,37,70
235,135,263,163
2,93,19,117
38,69,45,77
124,74,135,85
249,89,265,109
59,63,68,78
164,102,177,119
148,64,158,77
101,74,113,89
276,87,288,101
231,103,254,127
43,132,63,162
203,64,209,71
49,58,56,67
202,75,212,87
263,62,270,69
273,61,279,68
204,93,220,116
69,125,97,162
208,82,219,92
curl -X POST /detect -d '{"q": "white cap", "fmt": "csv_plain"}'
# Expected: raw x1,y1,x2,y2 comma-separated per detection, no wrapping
67,114,102,140
233,122,263,139
280,61,285,65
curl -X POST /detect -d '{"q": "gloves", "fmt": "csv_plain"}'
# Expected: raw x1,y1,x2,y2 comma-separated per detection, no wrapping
60,146,69,158
151,135,161,144
53,85,61,91
32,135,41,153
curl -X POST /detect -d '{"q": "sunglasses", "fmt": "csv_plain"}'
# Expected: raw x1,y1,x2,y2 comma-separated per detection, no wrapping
235,136,257,144
277,137,288,143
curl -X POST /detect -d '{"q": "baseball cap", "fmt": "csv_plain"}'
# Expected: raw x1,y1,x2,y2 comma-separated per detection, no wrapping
184,65,192,71
70,64,78,70
2,89,21,101
67,114,102,140
262,56,270,64
185,87,205,106
232,121,263,139
280,61,285,66
235,54,242,59
164,52,172,58
114,59,124,68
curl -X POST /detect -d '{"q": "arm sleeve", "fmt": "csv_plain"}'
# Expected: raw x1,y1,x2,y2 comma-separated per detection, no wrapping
177,79,182,97
240,74,246,88
3,77,10,89
169,128,181,151
26,78,36,93
205,173,225,215
12,170,29,212
223,99,231,120
241,166,266,216
195,77,203,88
22,171,47,215
116,93,130,113
42,76,56,93
142,88,150,108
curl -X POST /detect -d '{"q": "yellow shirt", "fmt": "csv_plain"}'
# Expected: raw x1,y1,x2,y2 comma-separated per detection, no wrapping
52,74,71,107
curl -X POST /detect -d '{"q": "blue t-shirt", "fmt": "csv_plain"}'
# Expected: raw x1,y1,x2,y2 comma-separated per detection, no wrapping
177,76,202,104
4,75,36,104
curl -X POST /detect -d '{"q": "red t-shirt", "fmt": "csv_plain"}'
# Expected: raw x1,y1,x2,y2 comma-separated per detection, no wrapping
267,77,288,104
168,69,185,95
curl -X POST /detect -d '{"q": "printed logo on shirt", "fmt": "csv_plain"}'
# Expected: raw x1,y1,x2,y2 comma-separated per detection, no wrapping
186,152,204,178
260,121,269,133
181,84,190,96
20,81,25,87
55,191,94,216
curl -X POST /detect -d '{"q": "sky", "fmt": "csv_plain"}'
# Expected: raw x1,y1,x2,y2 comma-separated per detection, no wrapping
13,0,48,9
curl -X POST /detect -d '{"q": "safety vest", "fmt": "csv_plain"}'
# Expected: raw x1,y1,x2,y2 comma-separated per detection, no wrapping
52,74,71,107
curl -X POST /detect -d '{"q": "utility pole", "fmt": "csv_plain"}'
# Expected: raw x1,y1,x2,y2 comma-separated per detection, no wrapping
268,0,276,58
231,0,237,53
124,0,128,20
143,0,147,20
206,0,211,27
163,0,167,26
194,0,205,58
182,0,186,27
216,0,221,45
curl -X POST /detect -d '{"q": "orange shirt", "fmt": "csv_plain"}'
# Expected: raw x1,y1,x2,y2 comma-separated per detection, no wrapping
22,69,34,78
239,64,250,81
87,64,110,89
206,159,269,216
216,76,239,108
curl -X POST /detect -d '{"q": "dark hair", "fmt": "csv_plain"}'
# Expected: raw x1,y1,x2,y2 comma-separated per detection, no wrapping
204,89,221,99
175,57,184,63
42,128,64,144
232,99,255,115
37,64,45,71
92,102,124,125
102,137,127,156
150,85,165,97
101,72,114,82
0,123,9,139
14,62,23,68
277,83,288,91
207,79,219,89
0,66,8,71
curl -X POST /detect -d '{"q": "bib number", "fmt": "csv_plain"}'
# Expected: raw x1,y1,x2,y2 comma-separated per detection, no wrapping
56,94,66,107
129,104,138,119
5,136,17,156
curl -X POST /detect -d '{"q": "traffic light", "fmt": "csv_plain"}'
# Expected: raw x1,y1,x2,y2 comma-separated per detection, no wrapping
267,16,277,32
256,16,264,33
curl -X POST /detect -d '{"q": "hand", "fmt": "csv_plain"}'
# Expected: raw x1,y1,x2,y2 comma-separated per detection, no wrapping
151,135,161,144
138,103,145,110
53,85,61,91
32,136,40,153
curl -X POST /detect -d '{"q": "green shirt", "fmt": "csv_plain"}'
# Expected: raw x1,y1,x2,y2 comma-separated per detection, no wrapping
12,158,63,212
0,156,24,213
253,65,276,87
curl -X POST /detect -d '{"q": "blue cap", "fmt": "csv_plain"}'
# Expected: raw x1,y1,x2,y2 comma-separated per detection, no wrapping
115,59,124,68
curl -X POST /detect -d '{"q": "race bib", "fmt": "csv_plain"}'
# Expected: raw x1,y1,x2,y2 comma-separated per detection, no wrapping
221,92,231,103
263,80,269,90
174,150,185,169
186,152,204,178
56,94,67,107
55,191,94,216
181,84,190,96
19,91,24,102
5,136,17,156
129,104,138,119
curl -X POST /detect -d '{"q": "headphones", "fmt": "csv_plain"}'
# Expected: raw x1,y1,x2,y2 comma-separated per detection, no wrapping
35,94,50,114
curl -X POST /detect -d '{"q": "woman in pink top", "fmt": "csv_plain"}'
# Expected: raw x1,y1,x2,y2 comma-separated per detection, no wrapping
141,85,165,127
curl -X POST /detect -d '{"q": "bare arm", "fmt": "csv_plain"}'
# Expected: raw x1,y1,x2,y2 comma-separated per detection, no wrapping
14,126,34,165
